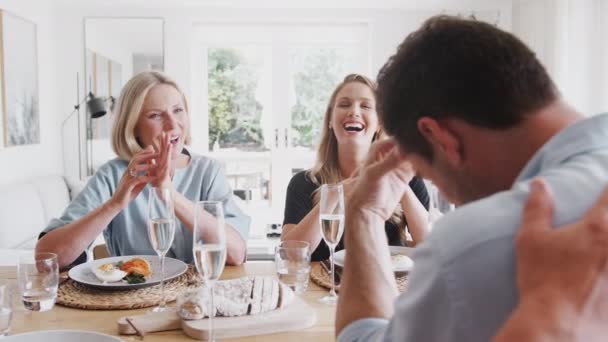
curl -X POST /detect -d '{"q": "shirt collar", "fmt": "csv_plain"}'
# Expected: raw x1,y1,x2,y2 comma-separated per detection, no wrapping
515,113,608,183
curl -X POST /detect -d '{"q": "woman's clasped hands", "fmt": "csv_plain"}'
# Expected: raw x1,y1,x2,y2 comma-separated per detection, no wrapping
112,132,175,209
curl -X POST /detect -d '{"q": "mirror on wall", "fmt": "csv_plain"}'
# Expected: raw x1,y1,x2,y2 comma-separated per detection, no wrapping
84,17,164,174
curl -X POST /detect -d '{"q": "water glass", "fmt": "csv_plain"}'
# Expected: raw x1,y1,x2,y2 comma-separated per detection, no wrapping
17,252,58,312
0,280,12,337
275,241,310,294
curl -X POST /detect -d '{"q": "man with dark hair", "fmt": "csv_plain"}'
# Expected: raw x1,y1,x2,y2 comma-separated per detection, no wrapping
335,15,608,342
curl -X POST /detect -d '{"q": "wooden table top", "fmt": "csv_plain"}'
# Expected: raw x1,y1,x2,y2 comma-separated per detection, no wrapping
0,261,336,341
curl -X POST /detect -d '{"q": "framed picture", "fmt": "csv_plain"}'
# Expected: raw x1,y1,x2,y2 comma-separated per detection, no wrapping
0,10,39,147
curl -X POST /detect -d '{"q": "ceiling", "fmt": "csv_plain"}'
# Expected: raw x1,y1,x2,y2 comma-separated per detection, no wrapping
86,18,163,55
57,0,511,10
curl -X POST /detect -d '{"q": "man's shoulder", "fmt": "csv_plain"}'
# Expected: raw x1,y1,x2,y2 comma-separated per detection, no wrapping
427,153,608,266
427,189,525,264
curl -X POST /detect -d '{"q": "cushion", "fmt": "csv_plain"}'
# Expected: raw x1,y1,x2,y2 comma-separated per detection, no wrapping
0,176,70,249
64,176,89,200
0,182,47,249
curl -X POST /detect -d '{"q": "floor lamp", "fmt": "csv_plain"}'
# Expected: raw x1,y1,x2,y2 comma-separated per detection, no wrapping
61,73,109,179
85,90,112,177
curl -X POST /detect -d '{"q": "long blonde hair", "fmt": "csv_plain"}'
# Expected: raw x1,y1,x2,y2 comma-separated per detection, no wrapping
111,71,192,160
307,74,406,241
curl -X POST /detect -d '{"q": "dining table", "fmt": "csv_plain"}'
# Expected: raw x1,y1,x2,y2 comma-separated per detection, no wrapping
0,261,336,341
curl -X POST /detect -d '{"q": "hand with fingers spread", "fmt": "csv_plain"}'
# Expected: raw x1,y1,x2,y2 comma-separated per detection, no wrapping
348,138,416,220
149,132,175,188
111,145,158,210
495,179,608,342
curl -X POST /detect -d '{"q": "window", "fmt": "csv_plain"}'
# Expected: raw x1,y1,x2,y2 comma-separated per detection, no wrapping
192,22,370,241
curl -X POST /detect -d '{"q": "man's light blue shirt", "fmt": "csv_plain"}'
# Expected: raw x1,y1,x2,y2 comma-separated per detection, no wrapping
42,152,251,264
338,113,608,342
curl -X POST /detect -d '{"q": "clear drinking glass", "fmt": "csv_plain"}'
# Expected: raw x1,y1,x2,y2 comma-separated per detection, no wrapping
275,241,310,294
426,181,455,228
193,201,227,342
0,280,12,337
318,183,345,305
17,252,58,312
147,186,176,313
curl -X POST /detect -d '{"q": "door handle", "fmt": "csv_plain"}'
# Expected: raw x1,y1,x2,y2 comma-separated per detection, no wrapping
275,128,279,148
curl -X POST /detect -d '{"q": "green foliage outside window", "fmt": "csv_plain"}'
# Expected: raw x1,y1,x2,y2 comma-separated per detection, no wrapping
208,48,264,151
208,47,351,150
289,48,351,148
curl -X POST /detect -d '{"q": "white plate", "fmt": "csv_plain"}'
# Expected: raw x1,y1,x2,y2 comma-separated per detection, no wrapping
68,255,188,290
3,330,122,342
333,246,414,273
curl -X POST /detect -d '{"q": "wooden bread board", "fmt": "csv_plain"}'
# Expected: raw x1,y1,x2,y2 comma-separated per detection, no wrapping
117,297,316,340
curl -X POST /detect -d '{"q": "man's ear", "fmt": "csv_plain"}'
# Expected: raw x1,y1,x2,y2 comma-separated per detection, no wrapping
417,117,463,166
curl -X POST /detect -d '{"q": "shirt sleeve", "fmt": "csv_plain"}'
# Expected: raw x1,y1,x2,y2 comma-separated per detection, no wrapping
41,170,114,235
337,318,390,342
205,164,251,242
39,168,115,266
338,239,455,342
388,239,454,341
283,171,314,225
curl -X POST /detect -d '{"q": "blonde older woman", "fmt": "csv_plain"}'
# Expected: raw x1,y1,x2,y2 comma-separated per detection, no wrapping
36,71,250,269
281,74,429,261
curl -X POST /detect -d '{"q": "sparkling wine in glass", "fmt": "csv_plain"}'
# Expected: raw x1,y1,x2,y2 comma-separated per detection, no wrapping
319,183,344,305
193,201,226,342
426,180,455,228
147,186,176,313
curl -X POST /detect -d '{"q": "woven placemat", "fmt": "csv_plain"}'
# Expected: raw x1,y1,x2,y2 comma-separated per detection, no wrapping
57,265,202,310
310,263,408,293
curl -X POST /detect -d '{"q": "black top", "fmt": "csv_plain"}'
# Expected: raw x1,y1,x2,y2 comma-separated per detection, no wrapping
282,171,430,261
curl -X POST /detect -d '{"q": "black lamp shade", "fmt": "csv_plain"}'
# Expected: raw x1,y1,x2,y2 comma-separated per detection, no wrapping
87,95,107,119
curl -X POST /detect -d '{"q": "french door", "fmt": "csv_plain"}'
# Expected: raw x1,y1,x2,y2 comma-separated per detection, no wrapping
191,22,370,238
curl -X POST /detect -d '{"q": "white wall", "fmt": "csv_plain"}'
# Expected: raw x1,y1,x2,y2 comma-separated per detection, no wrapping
52,1,512,176
0,0,61,186
513,0,608,116
86,23,134,84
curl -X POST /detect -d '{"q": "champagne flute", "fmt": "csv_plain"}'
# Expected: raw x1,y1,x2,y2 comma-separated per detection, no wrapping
193,201,227,342
147,186,176,313
426,180,455,228
318,183,345,305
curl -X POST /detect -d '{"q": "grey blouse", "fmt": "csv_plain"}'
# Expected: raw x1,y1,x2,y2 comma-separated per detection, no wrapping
42,152,250,264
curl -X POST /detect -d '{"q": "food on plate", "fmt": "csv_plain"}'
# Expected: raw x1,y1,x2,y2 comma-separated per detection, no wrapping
91,257,153,284
391,254,413,269
119,257,152,277
92,263,128,283
177,276,294,320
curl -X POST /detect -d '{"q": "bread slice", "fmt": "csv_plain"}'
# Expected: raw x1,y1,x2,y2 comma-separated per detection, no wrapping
214,277,252,317
177,276,295,320
268,277,279,311
260,276,275,313
249,276,264,315
278,282,294,308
